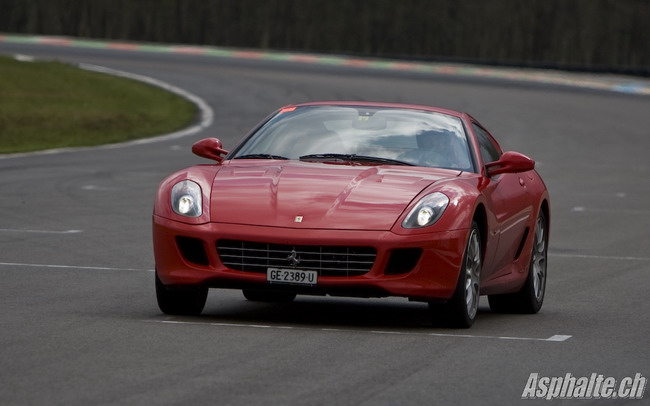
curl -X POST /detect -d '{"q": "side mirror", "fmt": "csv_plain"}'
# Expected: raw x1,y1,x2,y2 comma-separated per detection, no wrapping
192,138,229,163
485,151,535,176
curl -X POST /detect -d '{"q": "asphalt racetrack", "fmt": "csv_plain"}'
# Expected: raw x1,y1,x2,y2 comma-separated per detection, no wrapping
1,41,649,405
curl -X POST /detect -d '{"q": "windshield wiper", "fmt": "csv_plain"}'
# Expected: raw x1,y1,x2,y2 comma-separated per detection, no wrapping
299,153,414,166
235,154,289,160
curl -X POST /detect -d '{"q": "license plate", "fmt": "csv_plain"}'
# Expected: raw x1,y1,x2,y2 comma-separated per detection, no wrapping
267,268,317,286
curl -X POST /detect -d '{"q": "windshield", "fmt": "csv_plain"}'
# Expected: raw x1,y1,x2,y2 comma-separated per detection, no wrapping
232,106,474,171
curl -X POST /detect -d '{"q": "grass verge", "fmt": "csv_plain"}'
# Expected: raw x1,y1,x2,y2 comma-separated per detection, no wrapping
0,55,196,154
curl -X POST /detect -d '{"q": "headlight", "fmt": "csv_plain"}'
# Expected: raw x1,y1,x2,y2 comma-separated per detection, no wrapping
402,192,449,228
171,180,202,217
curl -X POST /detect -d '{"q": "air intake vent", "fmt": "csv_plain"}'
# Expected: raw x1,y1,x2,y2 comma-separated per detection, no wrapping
176,236,209,266
514,227,530,260
385,248,422,275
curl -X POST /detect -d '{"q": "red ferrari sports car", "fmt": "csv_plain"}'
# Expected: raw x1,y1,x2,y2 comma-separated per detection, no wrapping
153,102,549,328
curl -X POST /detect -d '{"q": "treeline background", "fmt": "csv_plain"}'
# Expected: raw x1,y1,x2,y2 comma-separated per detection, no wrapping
1,0,648,75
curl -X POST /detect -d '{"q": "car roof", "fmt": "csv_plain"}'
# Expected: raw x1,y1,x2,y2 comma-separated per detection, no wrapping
288,101,465,118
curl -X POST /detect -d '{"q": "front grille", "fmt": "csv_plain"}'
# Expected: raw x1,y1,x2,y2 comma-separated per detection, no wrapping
217,239,376,276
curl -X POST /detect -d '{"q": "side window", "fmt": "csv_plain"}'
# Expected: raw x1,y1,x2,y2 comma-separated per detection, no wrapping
472,123,501,164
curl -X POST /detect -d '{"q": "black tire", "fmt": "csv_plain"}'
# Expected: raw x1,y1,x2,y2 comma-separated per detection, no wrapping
488,211,548,314
155,271,208,315
242,289,297,303
429,221,482,328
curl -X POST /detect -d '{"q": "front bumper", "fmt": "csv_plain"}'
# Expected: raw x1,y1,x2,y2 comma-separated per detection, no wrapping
153,215,469,301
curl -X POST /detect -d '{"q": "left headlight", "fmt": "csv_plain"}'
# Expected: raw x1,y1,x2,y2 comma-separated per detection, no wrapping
171,180,202,217
402,192,449,228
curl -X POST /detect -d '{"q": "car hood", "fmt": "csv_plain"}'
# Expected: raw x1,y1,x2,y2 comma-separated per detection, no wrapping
211,161,460,230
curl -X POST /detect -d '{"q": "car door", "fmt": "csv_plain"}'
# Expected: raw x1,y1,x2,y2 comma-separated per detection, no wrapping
472,123,534,278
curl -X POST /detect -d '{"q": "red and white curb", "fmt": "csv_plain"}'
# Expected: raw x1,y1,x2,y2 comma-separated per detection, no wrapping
2,33,649,96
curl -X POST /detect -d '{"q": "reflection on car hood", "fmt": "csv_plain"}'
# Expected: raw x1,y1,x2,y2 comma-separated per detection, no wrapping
211,161,460,230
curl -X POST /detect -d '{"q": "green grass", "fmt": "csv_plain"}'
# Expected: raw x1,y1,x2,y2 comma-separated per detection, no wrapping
0,56,196,154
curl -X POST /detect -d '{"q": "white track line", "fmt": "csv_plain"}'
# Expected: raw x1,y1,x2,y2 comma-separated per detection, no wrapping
0,262,152,272
550,253,650,262
0,228,82,234
150,319,572,342
0,63,213,160
13,53,35,62
572,206,650,215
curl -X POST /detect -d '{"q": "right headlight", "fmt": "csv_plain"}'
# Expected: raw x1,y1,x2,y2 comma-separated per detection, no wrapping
402,192,449,228
171,180,202,217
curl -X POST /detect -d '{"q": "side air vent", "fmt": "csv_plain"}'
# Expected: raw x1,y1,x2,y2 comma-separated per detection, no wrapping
385,248,423,275
514,227,530,260
176,236,210,266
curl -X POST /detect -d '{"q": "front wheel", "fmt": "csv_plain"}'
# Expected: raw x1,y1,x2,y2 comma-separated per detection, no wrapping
429,222,481,328
488,211,547,314
155,271,208,315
